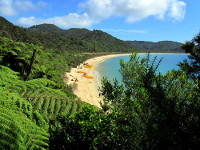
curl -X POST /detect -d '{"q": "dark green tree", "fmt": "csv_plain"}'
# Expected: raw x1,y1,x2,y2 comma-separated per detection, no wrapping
101,53,200,149
179,32,200,80
49,53,200,150
49,104,144,150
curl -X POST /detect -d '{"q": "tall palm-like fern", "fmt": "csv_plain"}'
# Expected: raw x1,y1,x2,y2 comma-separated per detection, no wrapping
0,105,49,150
0,65,85,149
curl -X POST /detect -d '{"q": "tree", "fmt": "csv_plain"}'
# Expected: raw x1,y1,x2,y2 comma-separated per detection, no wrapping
101,53,200,149
179,32,200,81
25,49,38,81
49,53,200,149
49,104,144,150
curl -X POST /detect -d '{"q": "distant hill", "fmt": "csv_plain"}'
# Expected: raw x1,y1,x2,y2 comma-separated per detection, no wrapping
27,24,131,52
0,16,184,53
27,24,65,34
27,24,91,37
64,28,91,37
72,29,131,52
126,41,184,53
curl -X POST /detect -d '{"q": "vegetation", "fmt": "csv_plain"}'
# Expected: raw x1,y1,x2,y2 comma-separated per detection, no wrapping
0,16,33,43
101,54,200,149
0,64,86,149
179,32,200,81
27,25,132,52
126,40,184,53
0,35,94,149
0,16,199,149
51,53,199,149
0,17,183,53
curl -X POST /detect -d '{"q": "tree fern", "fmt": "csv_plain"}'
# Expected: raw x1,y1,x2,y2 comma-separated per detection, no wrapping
0,105,49,149
34,97,45,111
70,102,78,117
0,36,95,149
0,64,86,149
58,100,67,114
42,97,50,113
63,101,73,115
48,98,56,116
1,66,85,116
33,111,48,128
54,100,61,116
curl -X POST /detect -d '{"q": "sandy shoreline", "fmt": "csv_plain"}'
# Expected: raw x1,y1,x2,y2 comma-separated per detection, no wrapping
64,53,131,108
64,52,187,108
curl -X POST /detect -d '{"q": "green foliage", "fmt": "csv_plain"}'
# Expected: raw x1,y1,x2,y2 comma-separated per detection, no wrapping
0,104,49,150
0,17,132,53
0,37,35,77
0,16,33,43
0,35,107,94
1,16,197,150
0,16,184,54
100,53,200,149
27,29,131,53
0,65,86,149
49,104,144,150
27,24,132,53
179,32,200,81
0,65,84,121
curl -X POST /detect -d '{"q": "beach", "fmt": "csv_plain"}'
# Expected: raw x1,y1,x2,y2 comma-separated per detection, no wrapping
64,53,131,108
64,52,187,108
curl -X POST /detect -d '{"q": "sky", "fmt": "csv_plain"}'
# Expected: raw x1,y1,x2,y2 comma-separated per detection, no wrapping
0,0,199,43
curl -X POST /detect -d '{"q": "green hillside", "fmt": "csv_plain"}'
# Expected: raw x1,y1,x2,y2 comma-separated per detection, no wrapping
27,24,131,52
126,40,184,53
0,34,96,149
0,16,32,43
27,24,65,34
0,17,184,53
64,28,91,37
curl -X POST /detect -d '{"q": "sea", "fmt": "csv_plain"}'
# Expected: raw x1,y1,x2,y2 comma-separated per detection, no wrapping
94,54,189,86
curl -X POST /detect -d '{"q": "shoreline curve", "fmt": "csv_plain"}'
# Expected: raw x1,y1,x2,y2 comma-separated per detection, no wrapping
64,52,187,108
64,53,131,108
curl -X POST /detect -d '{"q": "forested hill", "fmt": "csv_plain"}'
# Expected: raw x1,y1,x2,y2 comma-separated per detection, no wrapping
126,40,184,53
0,16,32,42
28,24,91,37
27,24,131,52
27,24,65,34
0,16,184,53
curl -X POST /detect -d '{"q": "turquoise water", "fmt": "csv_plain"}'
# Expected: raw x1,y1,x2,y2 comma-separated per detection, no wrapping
94,54,189,86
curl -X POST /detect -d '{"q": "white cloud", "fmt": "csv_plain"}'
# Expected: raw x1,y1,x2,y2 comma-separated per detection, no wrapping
0,0,47,16
15,0,186,28
168,1,186,20
17,16,41,26
15,0,36,12
0,0,17,16
17,13,94,28
80,0,186,23
79,0,113,21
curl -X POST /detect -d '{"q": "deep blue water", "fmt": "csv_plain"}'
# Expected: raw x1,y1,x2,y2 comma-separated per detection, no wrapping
94,54,189,86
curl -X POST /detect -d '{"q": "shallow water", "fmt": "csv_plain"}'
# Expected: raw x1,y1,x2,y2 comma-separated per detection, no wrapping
94,54,189,86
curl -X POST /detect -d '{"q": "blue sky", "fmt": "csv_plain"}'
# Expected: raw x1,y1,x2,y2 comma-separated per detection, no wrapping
0,0,199,43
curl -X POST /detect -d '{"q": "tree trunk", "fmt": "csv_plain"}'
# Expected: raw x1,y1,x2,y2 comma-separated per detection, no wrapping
25,49,37,81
